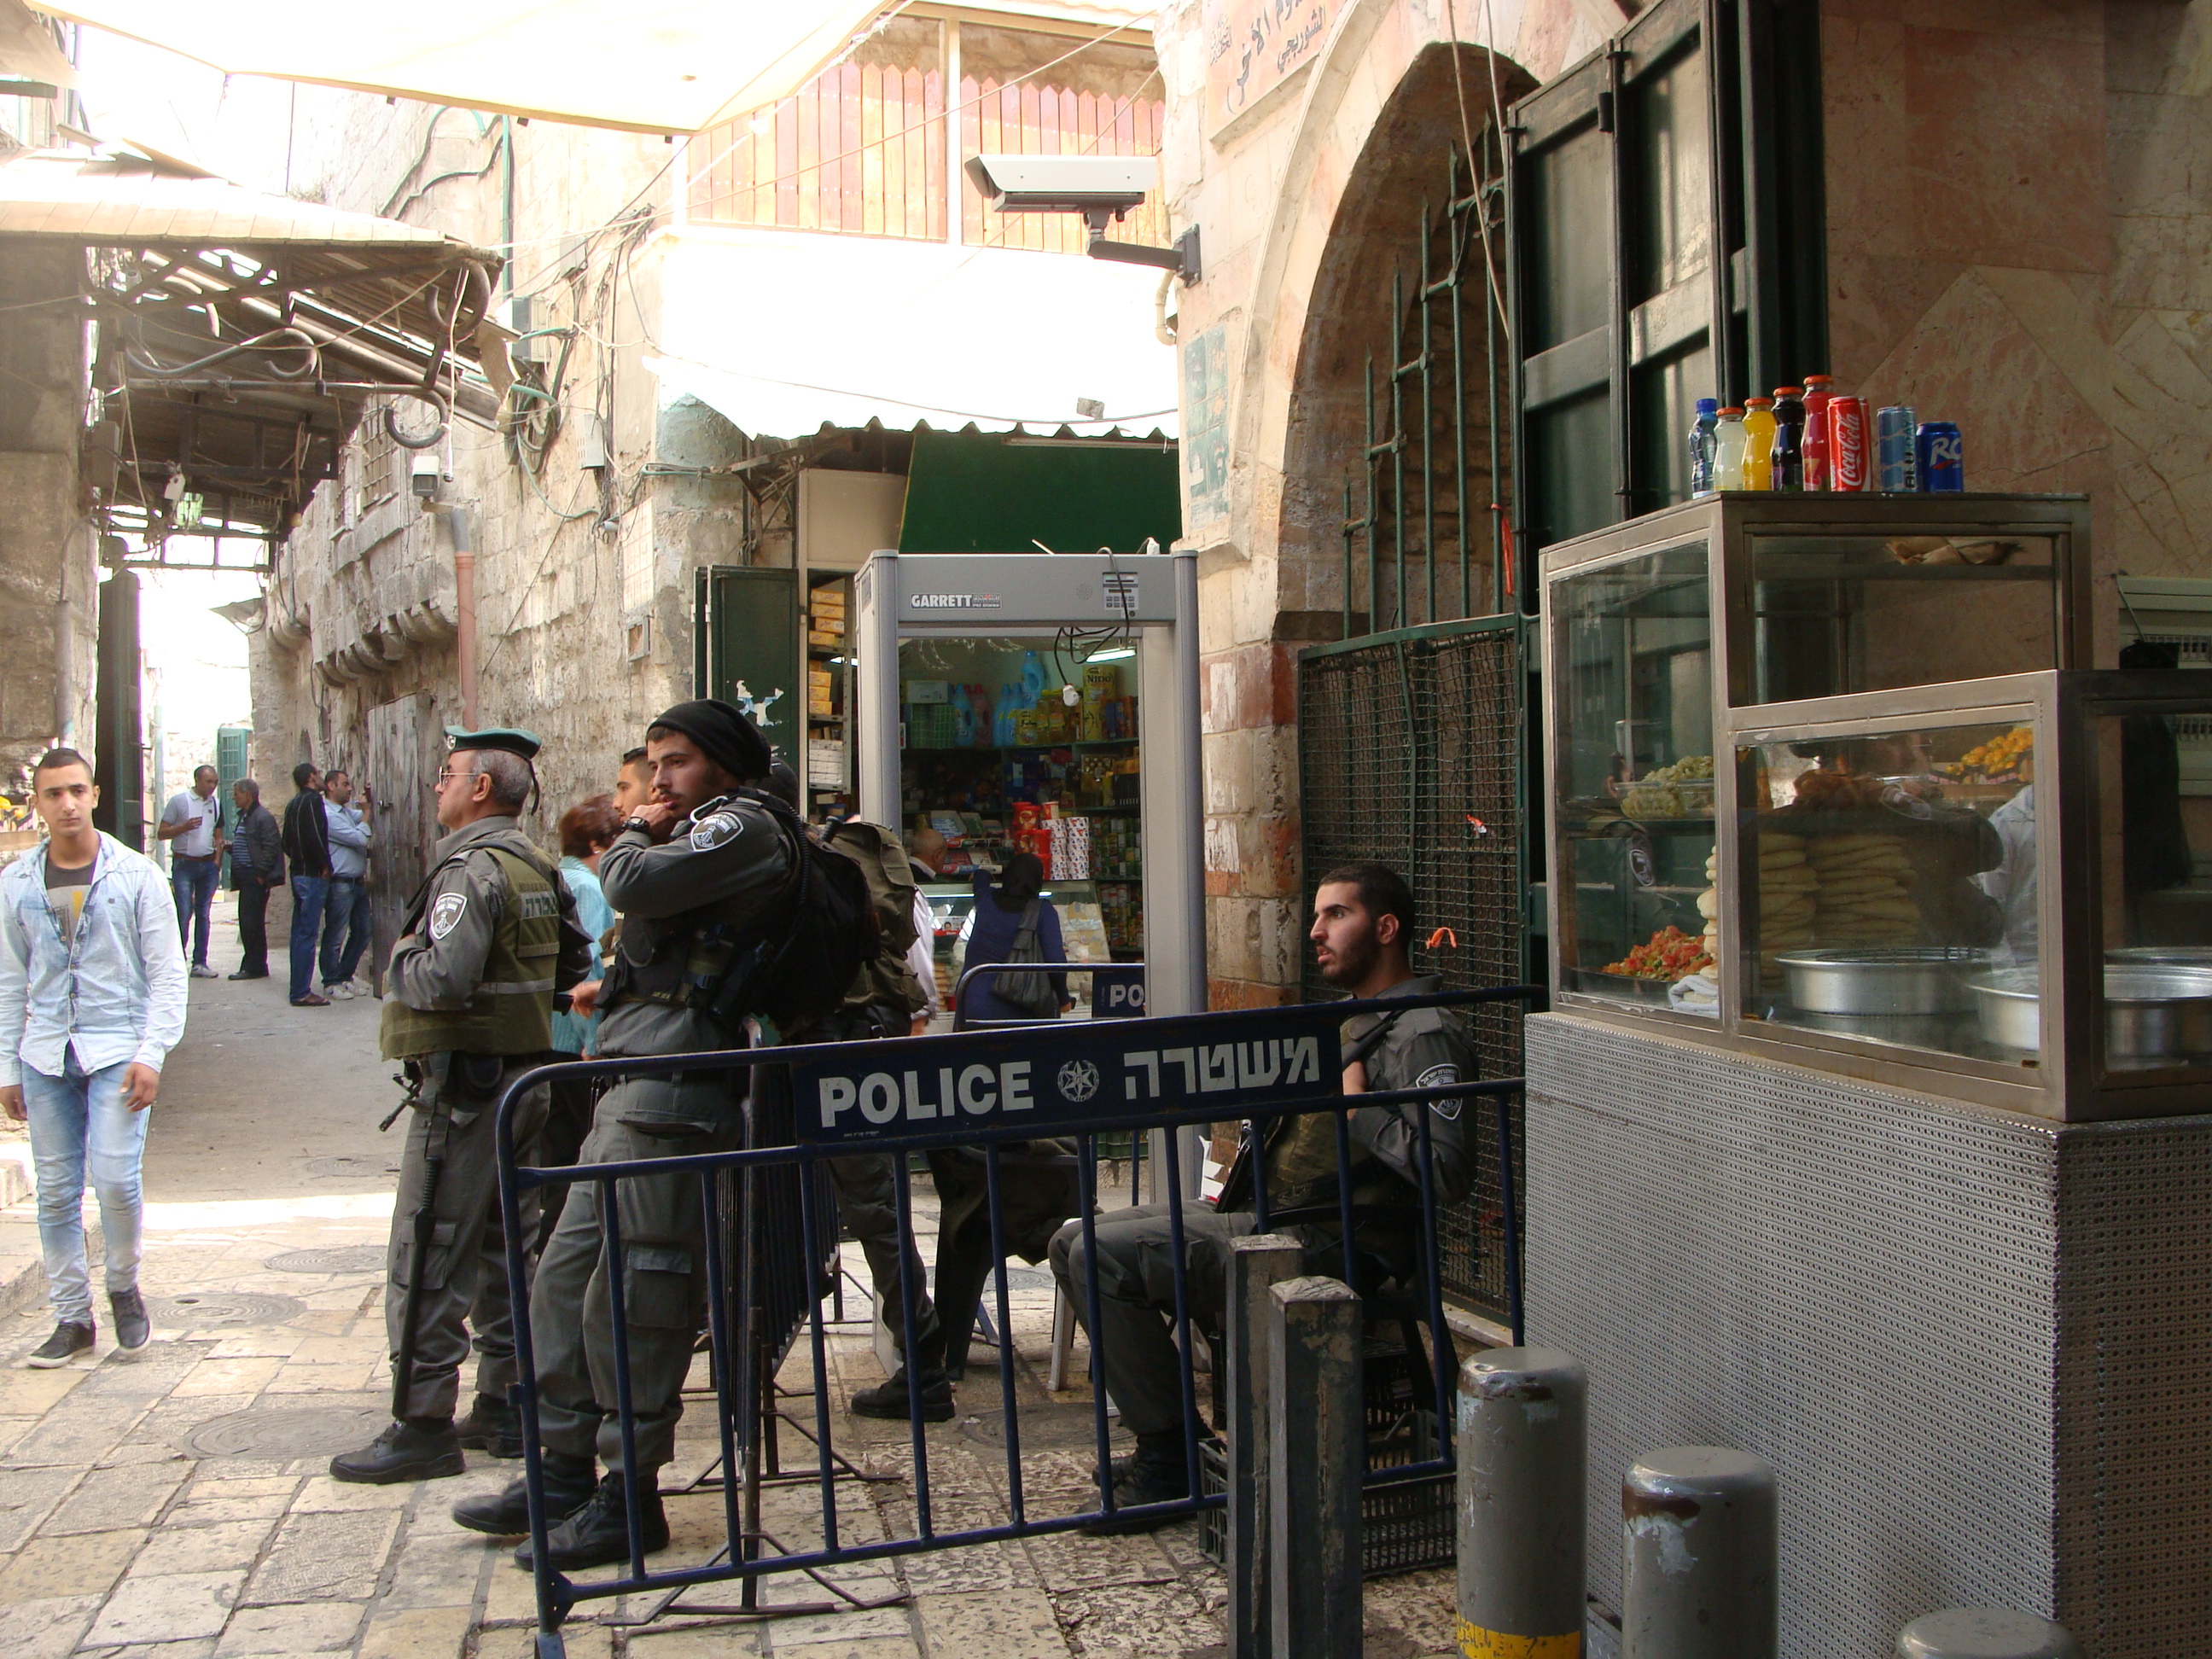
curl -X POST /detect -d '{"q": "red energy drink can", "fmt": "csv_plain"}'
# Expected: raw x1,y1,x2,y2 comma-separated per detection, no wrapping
1828,396,1869,492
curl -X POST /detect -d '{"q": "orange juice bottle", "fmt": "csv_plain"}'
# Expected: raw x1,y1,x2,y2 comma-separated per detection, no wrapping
1740,396,1777,489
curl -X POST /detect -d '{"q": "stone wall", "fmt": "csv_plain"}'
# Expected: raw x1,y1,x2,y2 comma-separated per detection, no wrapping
248,96,746,830
0,243,98,788
1153,0,1604,1004
1821,0,2212,667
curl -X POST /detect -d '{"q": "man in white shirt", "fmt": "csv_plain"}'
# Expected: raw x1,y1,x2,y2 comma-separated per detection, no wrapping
157,765,225,980
1,748,189,1366
321,771,375,998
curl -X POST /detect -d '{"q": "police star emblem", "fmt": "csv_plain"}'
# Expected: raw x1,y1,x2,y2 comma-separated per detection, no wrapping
689,811,742,852
1057,1059,1100,1103
429,893,469,940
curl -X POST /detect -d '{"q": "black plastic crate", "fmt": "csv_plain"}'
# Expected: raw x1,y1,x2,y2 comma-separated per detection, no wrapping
1197,1349,1455,1580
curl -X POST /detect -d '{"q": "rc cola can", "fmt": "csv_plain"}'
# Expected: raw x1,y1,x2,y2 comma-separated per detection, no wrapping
1915,421,1964,491
1876,405,1918,491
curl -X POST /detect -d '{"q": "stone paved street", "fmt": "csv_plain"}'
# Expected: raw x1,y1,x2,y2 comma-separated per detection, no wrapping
0,898,1458,1657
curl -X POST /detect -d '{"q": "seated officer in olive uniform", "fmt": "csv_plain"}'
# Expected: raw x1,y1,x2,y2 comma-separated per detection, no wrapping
1048,861,1475,1526
454,699,800,1570
332,728,591,1484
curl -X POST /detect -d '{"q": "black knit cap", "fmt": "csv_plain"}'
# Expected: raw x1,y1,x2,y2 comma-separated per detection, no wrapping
648,699,772,785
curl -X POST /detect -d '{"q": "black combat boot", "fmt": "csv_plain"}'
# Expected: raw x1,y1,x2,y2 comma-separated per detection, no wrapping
329,1417,466,1484
455,1392,524,1458
512,1471,669,1571
1080,1432,1194,1535
849,1365,956,1423
451,1451,597,1536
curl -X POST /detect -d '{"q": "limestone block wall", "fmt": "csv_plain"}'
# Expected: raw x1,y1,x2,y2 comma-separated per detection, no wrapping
1821,0,2212,666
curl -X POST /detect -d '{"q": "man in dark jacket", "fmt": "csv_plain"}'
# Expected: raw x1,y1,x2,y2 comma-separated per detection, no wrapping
227,780,283,980
280,762,335,1006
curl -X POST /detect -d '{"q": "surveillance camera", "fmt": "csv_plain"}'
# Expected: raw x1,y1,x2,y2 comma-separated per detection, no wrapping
963,154,1155,215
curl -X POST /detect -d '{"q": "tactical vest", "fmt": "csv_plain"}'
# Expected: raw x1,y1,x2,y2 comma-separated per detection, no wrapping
379,847,563,1059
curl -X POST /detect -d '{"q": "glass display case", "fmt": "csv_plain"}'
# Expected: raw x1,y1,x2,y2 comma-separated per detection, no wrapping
1542,497,2212,1119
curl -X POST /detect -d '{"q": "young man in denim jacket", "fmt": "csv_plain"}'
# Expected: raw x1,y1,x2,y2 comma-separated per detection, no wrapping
0,748,189,1366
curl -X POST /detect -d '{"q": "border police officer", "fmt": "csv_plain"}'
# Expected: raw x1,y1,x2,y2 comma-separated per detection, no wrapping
1049,861,1475,1527
331,728,589,1483
454,700,800,1570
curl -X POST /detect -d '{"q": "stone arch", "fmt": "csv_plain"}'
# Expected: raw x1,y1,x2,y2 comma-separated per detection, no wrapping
1276,41,1539,629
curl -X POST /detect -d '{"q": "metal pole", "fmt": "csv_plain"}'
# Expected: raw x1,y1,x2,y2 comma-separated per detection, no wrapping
1897,1610,2080,1659
1268,1275,1364,1659
1621,1447,1778,1659
1227,1236,1305,1659
1456,1348,1586,1657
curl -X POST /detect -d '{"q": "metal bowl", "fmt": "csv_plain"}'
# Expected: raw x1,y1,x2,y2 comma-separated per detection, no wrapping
1790,1009,1974,1051
2107,946,2212,970
1970,966,2212,1058
1775,948,1994,1016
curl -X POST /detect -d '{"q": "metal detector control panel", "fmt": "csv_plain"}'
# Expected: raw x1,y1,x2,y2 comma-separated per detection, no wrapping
885,552,1181,628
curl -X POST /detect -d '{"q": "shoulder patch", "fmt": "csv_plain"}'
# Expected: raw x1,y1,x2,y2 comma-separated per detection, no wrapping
1414,1062,1463,1120
689,811,744,853
428,892,469,940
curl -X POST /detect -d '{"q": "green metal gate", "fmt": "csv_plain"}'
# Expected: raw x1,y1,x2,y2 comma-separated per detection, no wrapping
1298,614,1526,1318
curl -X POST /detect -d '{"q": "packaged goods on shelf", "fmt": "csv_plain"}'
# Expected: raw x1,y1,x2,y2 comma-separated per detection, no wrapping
808,739,846,786
1050,815,1091,879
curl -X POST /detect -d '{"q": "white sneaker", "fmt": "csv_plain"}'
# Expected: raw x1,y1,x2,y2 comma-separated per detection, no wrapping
189,963,220,979
324,983,353,1001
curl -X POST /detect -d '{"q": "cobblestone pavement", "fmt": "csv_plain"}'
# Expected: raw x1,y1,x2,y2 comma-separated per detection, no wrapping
0,901,1458,1657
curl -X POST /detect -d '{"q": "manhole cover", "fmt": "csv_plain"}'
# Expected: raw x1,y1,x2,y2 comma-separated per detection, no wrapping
147,1292,307,1330
265,1246,385,1275
185,1398,389,1460
305,1155,398,1179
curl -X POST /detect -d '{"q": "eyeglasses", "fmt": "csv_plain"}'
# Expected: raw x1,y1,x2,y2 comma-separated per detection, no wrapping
430,767,474,789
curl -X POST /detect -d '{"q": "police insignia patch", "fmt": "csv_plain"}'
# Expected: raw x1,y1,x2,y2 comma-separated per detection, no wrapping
429,893,469,940
1414,1062,1463,1120
690,812,742,852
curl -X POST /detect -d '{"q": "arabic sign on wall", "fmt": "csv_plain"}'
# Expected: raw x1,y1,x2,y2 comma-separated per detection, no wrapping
1206,0,1335,136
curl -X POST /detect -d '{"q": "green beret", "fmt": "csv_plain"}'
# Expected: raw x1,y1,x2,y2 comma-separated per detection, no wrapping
444,725,544,761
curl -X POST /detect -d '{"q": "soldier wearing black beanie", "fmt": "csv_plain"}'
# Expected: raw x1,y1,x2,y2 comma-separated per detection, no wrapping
643,699,771,787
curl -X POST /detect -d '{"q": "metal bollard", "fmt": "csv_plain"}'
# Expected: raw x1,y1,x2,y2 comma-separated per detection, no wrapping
1268,1274,1364,1659
1897,1609,2080,1659
1456,1348,1586,1659
1621,1447,1778,1659
1227,1235,1305,1659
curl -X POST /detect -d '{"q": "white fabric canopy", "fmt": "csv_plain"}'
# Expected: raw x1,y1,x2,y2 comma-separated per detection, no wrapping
648,225,1179,439
40,0,900,134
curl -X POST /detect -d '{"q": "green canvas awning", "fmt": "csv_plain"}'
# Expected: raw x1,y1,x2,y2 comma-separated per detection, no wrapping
898,430,1179,556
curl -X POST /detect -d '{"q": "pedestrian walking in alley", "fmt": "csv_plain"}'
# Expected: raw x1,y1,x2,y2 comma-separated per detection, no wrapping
329,727,588,1484
157,763,225,979
226,778,282,980
322,769,375,998
0,748,188,1368
281,761,335,1006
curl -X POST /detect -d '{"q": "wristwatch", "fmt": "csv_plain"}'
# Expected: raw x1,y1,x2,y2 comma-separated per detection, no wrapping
622,816,653,836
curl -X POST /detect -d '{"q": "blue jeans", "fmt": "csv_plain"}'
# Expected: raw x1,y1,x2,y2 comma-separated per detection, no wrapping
172,856,218,966
288,874,332,1001
22,1053,148,1325
322,876,372,987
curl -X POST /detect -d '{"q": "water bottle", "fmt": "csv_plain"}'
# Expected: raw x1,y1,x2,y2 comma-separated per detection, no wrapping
1711,407,1748,493
1688,399,1720,497
1740,397,1777,490
1769,386,1807,491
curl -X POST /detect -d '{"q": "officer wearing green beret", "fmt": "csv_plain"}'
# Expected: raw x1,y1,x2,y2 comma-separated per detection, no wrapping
330,728,591,1485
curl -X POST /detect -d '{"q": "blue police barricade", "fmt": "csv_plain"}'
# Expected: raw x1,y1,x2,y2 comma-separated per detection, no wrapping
494,986,1534,1656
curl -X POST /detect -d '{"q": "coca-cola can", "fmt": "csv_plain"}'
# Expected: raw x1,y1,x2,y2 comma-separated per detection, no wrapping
1829,396,1870,492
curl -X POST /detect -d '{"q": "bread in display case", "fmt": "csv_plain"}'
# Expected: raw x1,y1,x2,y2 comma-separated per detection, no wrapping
1544,494,2087,1027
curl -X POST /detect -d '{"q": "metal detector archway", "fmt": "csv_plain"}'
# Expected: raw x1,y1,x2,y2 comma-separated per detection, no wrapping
853,549,1208,1188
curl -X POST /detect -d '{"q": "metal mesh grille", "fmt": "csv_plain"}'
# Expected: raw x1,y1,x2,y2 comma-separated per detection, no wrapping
2053,1119,2212,1656
1298,617,1524,1318
1525,1014,2061,1655
1525,1016,2212,1656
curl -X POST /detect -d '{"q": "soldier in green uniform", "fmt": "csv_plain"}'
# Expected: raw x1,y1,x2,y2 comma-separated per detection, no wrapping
1048,861,1476,1526
453,699,800,1569
330,728,590,1485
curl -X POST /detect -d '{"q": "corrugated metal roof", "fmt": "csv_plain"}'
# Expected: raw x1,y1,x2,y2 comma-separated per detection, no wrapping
0,153,483,252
